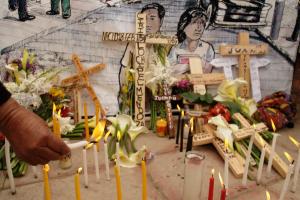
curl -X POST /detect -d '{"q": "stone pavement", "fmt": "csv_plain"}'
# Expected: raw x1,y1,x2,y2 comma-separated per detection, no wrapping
0,113,299,200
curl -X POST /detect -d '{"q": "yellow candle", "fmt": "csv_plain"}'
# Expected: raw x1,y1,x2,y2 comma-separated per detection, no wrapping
95,104,100,123
114,165,122,200
141,160,147,200
75,168,82,200
84,102,90,141
43,164,51,200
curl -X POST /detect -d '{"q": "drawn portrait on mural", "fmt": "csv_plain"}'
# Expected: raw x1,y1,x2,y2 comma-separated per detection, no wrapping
169,7,215,75
118,3,166,114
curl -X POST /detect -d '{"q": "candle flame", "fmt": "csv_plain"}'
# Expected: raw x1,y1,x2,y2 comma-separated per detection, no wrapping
85,143,93,150
181,110,184,117
266,191,270,200
177,104,181,111
117,131,121,141
77,167,83,174
218,172,224,186
44,164,50,172
211,169,215,176
289,136,300,148
284,152,293,163
271,119,276,132
104,131,111,142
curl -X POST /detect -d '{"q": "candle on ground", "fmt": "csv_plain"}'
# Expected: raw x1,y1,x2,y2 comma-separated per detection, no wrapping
289,136,300,193
104,131,111,180
74,167,83,200
224,139,229,192
180,110,185,152
242,128,255,187
43,164,51,200
219,172,226,200
176,105,181,144
4,139,16,194
84,102,90,141
93,144,100,182
267,120,279,176
114,163,122,200
141,159,147,200
208,169,215,200
257,144,266,184
279,152,294,200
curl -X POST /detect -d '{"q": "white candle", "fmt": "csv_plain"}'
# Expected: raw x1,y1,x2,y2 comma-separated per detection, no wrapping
267,134,279,176
82,148,88,188
32,166,38,178
93,144,100,182
292,148,300,192
242,132,255,186
279,152,294,200
104,141,110,180
5,138,16,194
67,141,88,150
257,145,266,184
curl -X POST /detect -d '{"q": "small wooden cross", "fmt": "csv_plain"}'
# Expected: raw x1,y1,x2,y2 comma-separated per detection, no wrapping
102,12,178,126
220,32,268,98
232,113,288,178
61,54,106,121
153,82,180,138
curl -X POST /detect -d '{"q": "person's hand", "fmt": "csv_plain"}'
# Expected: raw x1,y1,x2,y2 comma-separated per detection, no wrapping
0,98,70,165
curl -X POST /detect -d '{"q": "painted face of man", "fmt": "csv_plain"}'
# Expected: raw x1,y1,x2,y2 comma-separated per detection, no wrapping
143,9,162,34
184,17,206,41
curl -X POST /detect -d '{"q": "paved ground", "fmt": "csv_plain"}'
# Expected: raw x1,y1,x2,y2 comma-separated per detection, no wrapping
0,112,299,200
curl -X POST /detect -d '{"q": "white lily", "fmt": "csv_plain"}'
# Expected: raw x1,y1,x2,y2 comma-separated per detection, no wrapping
118,146,147,168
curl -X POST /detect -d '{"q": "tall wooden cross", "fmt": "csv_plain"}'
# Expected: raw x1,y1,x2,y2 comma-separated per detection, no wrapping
102,12,178,126
153,82,180,138
61,54,106,122
219,32,268,98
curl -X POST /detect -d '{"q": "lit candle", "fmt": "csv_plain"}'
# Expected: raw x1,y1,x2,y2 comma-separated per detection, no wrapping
208,169,215,200
289,136,300,193
93,144,100,182
267,120,279,176
4,138,16,194
219,172,226,200
257,144,266,184
82,145,90,188
224,139,229,192
74,167,83,200
116,131,121,170
141,159,147,200
176,105,181,145
104,131,111,180
180,110,185,152
266,190,270,200
242,129,255,187
43,164,51,200
279,152,294,200
114,163,122,200
84,102,90,141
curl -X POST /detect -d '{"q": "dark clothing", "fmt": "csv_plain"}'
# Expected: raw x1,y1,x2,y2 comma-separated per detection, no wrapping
0,82,11,106
8,0,28,19
51,0,71,15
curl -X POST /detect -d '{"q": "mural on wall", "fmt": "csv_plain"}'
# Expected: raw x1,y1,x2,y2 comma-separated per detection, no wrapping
0,0,299,115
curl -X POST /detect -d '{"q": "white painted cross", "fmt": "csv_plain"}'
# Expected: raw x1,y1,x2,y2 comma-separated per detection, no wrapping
211,57,270,102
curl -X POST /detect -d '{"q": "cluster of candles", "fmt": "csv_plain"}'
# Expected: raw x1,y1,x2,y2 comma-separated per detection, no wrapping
207,169,226,200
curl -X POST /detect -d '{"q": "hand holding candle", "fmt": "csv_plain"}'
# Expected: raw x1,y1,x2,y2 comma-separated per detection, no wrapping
74,167,83,200
208,169,214,200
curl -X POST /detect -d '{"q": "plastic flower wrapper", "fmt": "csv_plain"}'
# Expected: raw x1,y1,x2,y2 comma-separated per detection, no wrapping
214,78,257,118
107,114,148,162
208,115,239,149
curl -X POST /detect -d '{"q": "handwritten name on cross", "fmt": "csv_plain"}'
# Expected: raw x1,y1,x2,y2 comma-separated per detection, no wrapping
102,12,178,126
61,54,106,118
154,82,179,138
220,32,268,98
232,113,288,178
211,57,270,101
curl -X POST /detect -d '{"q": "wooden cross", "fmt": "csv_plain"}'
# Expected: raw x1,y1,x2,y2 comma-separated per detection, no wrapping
61,54,106,122
232,113,288,178
219,32,268,98
153,82,180,138
102,12,178,126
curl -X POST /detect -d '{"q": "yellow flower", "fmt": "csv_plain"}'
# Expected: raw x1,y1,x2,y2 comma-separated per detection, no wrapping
49,87,65,98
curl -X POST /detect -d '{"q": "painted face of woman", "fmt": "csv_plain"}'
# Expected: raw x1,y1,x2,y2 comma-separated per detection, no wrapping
144,9,162,34
184,17,206,41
